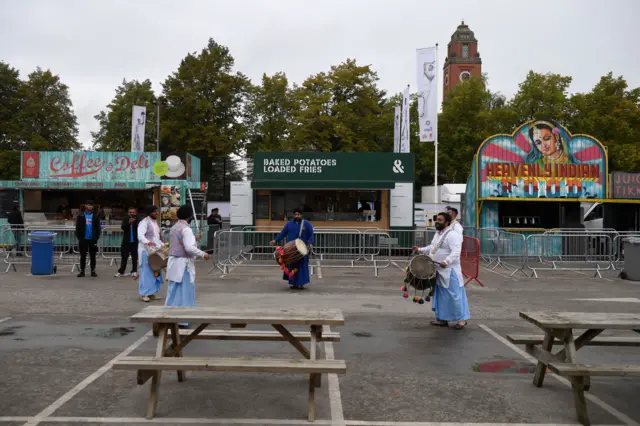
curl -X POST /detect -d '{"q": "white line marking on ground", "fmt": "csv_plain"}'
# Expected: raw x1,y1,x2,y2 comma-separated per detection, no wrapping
345,423,614,426
571,298,640,303
479,324,640,426
0,418,31,422
40,418,333,424
324,326,345,426
0,317,11,323
22,331,151,426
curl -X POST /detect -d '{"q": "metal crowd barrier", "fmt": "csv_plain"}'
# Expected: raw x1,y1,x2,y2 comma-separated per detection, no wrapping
2,225,81,273
210,229,396,277
472,227,629,279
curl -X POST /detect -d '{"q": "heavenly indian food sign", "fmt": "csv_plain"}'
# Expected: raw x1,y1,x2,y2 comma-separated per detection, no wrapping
477,120,607,199
22,151,162,181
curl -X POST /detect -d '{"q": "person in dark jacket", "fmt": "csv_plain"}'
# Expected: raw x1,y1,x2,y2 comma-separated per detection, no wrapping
7,203,24,254
206,208,223,252
75,200,101,277
115,207,140,278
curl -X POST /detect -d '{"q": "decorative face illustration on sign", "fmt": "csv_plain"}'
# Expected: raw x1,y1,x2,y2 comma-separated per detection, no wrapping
477,120,607,199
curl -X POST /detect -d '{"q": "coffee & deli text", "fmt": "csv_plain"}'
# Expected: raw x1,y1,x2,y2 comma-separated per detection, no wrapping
263,158,337,173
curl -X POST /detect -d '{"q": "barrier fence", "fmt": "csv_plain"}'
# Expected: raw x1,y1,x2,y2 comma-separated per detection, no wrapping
4,222,637,280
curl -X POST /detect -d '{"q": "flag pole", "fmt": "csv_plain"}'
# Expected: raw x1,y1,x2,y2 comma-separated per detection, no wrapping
434,43,439,204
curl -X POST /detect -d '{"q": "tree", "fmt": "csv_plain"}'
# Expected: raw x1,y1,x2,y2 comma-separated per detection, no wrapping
92,79,158,151
0,62,22,151
289,59,392,152
509,71,573,124
245,72,294,154
161,38,251,187
567,73,640,171
208,155,245,201
18,67,80,150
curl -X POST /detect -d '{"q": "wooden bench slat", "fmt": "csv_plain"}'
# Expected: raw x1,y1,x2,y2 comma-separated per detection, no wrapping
548,363,640,377
113,356,347,374
177,329,341,342
507,334,640,346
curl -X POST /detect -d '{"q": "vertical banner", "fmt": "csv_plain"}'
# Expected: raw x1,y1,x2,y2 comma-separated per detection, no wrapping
416,47,437,142
393,106,401,152
400,86,410,153
131,105,147,152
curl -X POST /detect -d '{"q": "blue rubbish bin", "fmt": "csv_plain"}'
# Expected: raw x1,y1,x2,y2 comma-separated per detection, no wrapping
29,231,57,275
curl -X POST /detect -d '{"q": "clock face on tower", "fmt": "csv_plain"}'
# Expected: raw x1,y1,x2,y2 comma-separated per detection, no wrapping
444,72,449,86
460,71,471,82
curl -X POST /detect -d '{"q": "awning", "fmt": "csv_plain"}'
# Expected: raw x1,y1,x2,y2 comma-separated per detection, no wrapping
251,180,396,190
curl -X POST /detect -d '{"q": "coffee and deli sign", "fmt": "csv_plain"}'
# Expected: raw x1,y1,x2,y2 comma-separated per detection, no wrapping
22,151,163,181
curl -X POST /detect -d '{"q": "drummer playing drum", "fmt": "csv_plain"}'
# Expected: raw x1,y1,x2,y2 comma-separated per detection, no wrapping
412,212,470,330
270,209,314,290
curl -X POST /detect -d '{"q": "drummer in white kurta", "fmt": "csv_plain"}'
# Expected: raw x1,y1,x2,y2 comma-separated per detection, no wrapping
137,205,164,302
413,212,470,329
446,206,464,235
166,205,209,327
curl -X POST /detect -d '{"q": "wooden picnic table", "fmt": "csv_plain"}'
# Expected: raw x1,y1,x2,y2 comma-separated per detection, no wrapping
113,306,347,422
508,312,640,426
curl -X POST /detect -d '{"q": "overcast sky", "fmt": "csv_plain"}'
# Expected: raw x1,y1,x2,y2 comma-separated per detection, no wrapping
1,0,638,148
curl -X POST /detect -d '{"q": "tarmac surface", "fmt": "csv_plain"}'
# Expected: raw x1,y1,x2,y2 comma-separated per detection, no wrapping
0,257,639,426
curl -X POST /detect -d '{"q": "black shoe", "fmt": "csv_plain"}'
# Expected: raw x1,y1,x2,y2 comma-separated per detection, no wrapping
77,271,85,278
91,270,98,277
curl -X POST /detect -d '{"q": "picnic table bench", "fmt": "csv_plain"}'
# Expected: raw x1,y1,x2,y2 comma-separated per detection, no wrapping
113,306,346,422
507,312,640,426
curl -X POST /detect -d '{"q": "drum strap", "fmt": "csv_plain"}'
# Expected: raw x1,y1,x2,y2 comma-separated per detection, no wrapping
298,220,305,239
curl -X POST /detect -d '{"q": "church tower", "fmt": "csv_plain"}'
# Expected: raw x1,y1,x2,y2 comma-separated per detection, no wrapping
443,21,482,95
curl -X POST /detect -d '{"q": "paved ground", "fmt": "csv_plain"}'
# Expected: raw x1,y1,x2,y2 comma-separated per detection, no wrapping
0,257,639,426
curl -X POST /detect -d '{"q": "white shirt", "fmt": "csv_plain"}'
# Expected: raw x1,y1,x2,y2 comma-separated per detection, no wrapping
166,225,206,283
137,217,163,256
418,227,463,288
451,220,463,235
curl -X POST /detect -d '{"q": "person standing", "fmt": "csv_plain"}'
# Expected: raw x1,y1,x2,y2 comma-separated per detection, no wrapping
446,206,464,235
76,200,101,278
115,207,140,278
206,208,222,252
413,212,469,330
270,209,314,289
166,205,210,327
7,203,24,254
137,205,164,302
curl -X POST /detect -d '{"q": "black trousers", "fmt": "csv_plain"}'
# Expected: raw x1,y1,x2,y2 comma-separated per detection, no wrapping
118,242,139,274
79,239,98,272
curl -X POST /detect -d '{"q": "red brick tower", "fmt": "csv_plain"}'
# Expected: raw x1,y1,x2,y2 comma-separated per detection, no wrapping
443,21,482,95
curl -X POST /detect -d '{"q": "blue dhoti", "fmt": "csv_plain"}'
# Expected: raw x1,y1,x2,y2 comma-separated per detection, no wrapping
432,269,470,322
283,256,310,288
139,251,164,296
166,269,195,327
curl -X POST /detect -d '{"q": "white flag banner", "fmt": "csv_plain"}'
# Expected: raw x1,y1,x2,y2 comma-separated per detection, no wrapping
131,105,147,152
416,47,437,142
400,86,410,153
393,106,401,152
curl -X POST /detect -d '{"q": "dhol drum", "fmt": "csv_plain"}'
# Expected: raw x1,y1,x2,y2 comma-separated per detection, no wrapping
148,245,170,272
274,239,308,265
406,254,437,291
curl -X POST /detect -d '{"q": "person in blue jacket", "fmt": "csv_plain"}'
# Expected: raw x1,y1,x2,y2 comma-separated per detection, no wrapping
270,209,314,289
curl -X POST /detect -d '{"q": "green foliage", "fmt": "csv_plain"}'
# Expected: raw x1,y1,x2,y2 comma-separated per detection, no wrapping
288,59,391,152
161,38,251,159
18,68,80,151
0,62,80,178
92,79,158,151
207,155,245,201
509,71,573,124
245,72,294,154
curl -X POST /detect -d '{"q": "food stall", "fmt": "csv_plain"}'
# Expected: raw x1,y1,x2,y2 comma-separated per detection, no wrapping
7,151,204,249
